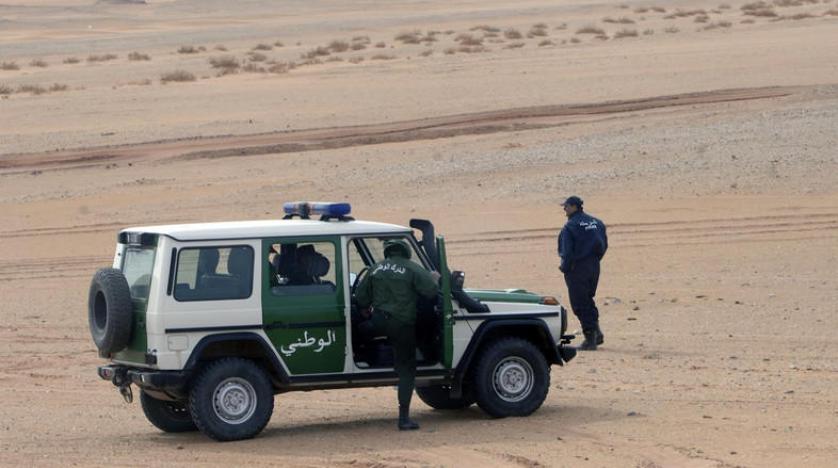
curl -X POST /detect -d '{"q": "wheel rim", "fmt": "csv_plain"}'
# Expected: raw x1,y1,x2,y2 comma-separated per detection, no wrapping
212,377,257,425
491,356,534,403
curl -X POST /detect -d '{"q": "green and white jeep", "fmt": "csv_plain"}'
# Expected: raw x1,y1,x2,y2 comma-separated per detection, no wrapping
90,202,576,441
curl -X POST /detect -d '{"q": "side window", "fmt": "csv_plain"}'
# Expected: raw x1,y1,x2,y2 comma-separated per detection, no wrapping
363,236,427,269
267,241,337,296
174,246,253,301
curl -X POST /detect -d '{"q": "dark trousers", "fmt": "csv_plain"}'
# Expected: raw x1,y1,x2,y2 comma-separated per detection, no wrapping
563,257,601,332
371,312,416,408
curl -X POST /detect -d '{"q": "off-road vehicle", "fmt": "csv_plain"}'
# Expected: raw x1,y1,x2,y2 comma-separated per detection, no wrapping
90,202,576,441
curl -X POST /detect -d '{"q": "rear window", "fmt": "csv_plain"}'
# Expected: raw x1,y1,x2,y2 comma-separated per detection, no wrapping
121,246,156,301
174,246,254,301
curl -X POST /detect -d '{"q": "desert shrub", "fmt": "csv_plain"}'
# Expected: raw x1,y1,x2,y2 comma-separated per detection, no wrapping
374,42,386,48
634,7,649,13
252,43,272,51
214,45,228,51
248,52,267,62
160,70,196,83
503,42,525,49
267,62,294,73
351,42,367,50
744,7,778,16
443,47,456,55
652,6,666,13
595,34,610,40
569,37,581,43
741,18,756,23
528,27,548,37
30,59,48,67
352,35,371,43
63,57,80,64
470,25,501,33
775,13,816,20
49,83,68,92
614,29,639,38
704,20,733,29
302,46,331,59
718,3,731,9
664,26,680,33
533,22,548,29
457,45,487,53
17,84,47,95
325,56,344,63
455,34,483,46
177,45,200,54
328,40,350,52
242,63,266,73
370,54,396,60
665,9,707,18
824,9,838,16
87,54,117,62
128,51,150,61
576,26,605,34
419,49,433,57
395,31,422,44
694,14,710,22
348,56,365,64
604,16,635,23
538,39,555,46
504,28,523,39
209,56,240,70
643,28,655,35
555,23,568,30
0,84,12,95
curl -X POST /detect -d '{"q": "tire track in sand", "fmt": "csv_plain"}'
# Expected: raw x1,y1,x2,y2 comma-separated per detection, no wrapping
0,86,794,172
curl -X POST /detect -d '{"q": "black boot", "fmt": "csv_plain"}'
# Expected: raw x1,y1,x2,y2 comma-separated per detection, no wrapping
596,325,604,345
579,329,598,351
398,405,419,431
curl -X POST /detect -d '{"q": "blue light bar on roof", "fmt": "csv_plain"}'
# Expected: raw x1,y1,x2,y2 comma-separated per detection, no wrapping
283,201,351,219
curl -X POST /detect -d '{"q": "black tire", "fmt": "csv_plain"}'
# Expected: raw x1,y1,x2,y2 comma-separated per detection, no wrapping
140,391,197,433
472,337,550,418
188,358,274,441
87,268,133,354
416,385,474,410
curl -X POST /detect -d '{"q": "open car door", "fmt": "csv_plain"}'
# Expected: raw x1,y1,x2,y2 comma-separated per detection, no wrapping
436,236,454,369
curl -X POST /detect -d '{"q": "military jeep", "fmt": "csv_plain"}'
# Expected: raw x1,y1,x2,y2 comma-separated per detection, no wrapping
89,202,576,441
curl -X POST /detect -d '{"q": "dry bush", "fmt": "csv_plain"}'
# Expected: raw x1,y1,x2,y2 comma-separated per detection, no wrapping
160,70,196,83
328,40,350,52
470,25,501,33
214,45,228,51
421,35,438,43
652,6,666,12
374,41,386,48
576,25,606,34
49,83,68,92
395,31,422,44
457,45,488,53
503,42,525,49
17,84,47,95
298,58,323,66
718,3,732,9
634,7,649,13
268,62,295,73
30,59,48,68
664,26,680,33
127,79,151,86
741,18,757,23
533,22,548,29
664,9,707,18
744,7,778,16
570,37,581,43
703,20,734,29
614,29,639,38
370,54,396,60
443,48,456,55
773,0,817,6
325,56,344,63
87,54,117,62
604,16,636,23
248,52,268,62
774,12,816,19
128,51,150,61
824,9,838,16
643,28,655,35
177,45,200,54
419,49,433,57
252,43,273,51
742,1,770,9
595,34,610,40
694,14,710,22
352,35,371,43
538,39,555,46
455,34,483,46
504,28,523,39
348,56,365,64
0,84,13,95
209,56,240,70
351,42,367,51
63,57,80,64
528,27,548,36
302,46,331,59
555,23,568,30
242,63,266,73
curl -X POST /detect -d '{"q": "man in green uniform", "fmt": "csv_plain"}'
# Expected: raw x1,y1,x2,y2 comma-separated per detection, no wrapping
355,239,439,430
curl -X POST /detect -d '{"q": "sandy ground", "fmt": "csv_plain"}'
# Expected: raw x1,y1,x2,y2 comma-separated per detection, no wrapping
1,0,837,467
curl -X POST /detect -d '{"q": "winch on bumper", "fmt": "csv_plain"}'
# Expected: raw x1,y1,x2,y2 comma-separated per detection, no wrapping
98,365,190,402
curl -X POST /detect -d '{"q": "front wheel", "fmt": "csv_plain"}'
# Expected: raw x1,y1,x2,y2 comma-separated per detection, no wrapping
416,384,474,410
472,338,550,418
188,358,274,441
140,391,197,433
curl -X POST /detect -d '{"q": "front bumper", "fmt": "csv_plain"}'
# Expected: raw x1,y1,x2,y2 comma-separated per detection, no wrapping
98,364,190,398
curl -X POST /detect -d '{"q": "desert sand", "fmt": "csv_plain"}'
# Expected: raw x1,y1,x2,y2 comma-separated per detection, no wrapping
1,0,837,466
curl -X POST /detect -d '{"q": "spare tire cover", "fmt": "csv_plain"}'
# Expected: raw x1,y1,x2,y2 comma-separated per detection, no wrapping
88,268,134,354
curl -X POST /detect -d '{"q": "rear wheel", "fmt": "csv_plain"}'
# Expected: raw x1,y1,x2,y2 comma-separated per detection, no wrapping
416,384,474,410
140,391,197,433
188,358,274,441
472,338,550,418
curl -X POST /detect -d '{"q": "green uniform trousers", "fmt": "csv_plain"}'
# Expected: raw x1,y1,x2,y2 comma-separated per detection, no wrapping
371,311,416,408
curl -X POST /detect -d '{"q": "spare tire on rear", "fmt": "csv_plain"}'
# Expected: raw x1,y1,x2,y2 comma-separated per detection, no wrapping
88,268,133,355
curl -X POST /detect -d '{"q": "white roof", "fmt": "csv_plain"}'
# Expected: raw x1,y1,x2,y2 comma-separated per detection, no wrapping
122,219,411,241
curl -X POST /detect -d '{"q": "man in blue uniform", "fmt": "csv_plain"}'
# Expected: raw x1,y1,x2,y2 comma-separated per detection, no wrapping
558,196,608,351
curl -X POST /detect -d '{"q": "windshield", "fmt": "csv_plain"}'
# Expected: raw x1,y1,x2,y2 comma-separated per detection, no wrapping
121,246,156,301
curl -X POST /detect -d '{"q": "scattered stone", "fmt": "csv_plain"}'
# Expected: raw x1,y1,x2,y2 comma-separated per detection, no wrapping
632,306,640,311
627,317,637,321
627,411,638,416
784,390,794,394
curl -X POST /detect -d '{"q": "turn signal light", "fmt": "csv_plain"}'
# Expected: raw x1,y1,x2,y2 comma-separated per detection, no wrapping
540,296,559,305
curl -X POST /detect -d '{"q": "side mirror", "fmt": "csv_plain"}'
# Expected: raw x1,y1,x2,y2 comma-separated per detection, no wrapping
451,270,465,291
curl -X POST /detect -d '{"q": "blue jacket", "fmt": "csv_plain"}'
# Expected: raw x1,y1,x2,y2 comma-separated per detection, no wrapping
558,211,608,272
